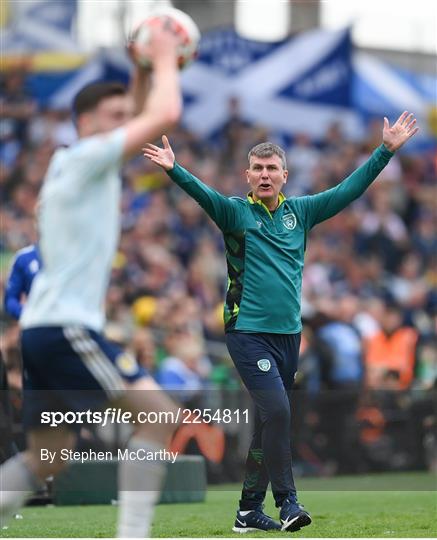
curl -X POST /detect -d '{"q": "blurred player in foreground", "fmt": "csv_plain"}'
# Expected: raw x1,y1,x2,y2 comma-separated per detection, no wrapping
0,26,182,538
143,112,418,533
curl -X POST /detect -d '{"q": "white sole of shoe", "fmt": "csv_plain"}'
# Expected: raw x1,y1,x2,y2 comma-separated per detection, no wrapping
232,526,259,533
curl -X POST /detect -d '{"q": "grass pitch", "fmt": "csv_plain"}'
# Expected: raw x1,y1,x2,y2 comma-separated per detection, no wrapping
1,472,436,538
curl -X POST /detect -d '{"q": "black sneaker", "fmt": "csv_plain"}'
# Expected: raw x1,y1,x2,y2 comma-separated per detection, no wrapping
279,495,312,532
232,505,281,533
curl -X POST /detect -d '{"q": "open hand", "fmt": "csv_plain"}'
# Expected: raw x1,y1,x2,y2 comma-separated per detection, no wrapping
383,111,418,152
143,135,175,171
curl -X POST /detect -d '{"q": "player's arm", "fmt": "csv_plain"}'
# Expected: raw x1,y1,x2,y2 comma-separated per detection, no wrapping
69,27,182,178
144,136,239,231
299,112,418,229
127,41,151,116
4,255,25,320
122,26,182,159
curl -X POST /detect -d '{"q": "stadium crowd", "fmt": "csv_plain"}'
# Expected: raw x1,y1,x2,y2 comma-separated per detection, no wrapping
1,69,436,475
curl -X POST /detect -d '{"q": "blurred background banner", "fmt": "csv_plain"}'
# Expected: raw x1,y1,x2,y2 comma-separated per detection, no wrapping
181,27,356,139
27,50,129,110
1,0,79,54
353,53,430,120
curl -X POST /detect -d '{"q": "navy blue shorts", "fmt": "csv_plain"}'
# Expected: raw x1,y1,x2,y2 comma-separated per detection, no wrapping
225,332,300,391
20,326,147,430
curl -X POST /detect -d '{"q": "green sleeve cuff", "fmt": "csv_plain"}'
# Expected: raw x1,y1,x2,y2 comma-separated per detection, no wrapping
380,143,395,158
166,161,180,178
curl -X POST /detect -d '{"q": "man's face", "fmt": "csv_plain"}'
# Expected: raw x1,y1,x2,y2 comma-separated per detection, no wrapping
382,309,402,334
246,154,288,207
80,95,134,136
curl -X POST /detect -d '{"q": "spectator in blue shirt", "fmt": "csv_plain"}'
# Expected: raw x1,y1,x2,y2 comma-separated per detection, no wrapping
4,245,41,320
156,330,211,408
317,294,364,473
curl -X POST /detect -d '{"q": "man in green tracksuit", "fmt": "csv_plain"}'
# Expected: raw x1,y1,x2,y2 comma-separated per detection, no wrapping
143,111,417,533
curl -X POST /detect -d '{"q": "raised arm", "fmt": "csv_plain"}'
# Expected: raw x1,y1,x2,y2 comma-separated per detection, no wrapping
122,26,182,159
144,136,240,232
298,111,418,229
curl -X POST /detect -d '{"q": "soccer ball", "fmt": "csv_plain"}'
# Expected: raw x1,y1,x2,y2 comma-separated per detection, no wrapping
129,7,200,70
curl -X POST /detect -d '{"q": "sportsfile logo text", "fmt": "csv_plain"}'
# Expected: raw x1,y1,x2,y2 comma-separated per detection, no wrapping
40,407,249,427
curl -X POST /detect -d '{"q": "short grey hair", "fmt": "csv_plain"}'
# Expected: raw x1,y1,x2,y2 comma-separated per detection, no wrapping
248,142,287,169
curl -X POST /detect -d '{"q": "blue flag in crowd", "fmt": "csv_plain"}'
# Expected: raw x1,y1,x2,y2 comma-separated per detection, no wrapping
181,27,359,139
2,0,79,53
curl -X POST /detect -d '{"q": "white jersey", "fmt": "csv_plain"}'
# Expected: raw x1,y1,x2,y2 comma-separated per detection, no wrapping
21,128,126,332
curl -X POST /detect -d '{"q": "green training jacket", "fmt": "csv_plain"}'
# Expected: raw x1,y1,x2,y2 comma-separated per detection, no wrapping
167,144,393,334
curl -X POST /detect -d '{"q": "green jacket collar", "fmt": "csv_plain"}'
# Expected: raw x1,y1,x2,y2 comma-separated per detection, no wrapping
247,192,286,218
